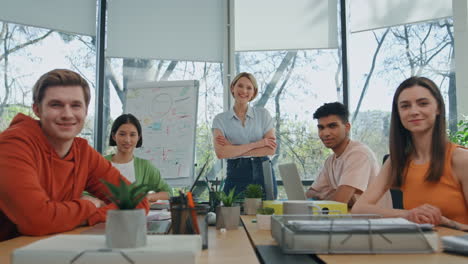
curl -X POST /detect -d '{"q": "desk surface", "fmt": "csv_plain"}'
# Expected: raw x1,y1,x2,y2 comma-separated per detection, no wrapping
0,224,259,264
240,215,467,264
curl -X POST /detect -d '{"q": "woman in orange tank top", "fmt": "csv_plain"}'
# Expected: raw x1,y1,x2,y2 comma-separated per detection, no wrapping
353,76,468,230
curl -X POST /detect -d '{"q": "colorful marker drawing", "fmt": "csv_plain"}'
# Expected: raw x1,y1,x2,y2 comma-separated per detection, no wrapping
126,81,199,183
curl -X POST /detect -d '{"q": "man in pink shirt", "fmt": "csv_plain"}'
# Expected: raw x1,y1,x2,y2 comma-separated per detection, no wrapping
305,102,392,208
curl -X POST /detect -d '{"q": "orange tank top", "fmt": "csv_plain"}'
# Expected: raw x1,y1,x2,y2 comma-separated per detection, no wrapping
401,143,468,224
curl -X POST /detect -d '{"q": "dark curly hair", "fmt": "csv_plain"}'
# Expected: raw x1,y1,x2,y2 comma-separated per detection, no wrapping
313,102,349,123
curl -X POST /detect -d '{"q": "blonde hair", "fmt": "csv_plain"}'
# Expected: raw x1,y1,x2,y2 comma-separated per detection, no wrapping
230,72,259,101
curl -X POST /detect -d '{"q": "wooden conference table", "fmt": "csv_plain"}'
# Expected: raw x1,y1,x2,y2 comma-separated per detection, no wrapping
1,216,467,264
0,223,259,264
240,215,468,264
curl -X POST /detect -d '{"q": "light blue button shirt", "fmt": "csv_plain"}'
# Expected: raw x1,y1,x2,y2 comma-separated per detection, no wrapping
212,106,274,159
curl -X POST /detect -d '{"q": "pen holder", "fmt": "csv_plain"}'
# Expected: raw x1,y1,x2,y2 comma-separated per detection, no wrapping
169,203,210,249
209,191,220,212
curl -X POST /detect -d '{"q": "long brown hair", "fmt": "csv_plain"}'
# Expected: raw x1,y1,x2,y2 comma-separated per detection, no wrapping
389,76,447,187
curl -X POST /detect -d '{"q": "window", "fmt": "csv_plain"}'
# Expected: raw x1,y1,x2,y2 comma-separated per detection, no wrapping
0,21,96,142
104,58,223,187
349,18,456,160
237,50,340,181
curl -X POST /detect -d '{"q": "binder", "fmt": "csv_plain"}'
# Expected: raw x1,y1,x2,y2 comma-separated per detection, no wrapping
271,215,438,254
442,234,468,256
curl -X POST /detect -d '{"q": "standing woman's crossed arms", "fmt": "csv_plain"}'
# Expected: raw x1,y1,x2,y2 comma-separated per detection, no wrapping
212,72,278,198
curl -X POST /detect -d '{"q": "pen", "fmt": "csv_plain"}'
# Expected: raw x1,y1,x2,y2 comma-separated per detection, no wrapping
204,176,211,189
186,192,200,234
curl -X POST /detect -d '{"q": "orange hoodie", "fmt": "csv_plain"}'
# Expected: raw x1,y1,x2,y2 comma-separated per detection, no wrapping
0,114,149,241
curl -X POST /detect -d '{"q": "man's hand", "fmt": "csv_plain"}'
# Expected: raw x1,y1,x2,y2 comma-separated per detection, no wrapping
80,195,106,208
403,204,442,225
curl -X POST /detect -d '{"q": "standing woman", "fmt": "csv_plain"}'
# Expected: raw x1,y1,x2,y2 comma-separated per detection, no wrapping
212,72,278,198
353,77,468,229
106,114,172,202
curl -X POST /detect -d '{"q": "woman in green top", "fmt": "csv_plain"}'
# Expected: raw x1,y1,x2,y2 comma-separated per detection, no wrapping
105,113,172,202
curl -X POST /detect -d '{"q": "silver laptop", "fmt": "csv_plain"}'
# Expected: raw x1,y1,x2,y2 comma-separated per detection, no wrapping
278,163,307,200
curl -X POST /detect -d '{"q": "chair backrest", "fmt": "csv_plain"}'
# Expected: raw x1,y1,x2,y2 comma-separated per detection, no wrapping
278,163,307,200
383,154,404,209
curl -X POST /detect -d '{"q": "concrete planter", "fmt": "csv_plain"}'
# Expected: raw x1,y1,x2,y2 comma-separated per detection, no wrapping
256,214,272,230
216,206,240,230
106,209,147,248
244,198,262,215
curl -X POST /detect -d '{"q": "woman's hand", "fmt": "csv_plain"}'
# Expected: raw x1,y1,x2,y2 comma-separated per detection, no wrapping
403,204,442,225
259,137,277,150
440,216,468,231
216,135,232,146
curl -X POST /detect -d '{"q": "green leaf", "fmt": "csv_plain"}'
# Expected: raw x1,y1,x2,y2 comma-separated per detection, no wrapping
100,178,149,210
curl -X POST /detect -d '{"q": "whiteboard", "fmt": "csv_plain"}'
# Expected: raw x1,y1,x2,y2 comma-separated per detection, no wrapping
126,80,199,187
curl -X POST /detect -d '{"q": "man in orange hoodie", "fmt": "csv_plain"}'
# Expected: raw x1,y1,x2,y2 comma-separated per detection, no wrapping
0,69,149,241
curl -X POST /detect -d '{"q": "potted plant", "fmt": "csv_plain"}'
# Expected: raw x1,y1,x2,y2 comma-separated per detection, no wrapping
101,178,150,248
256,207,275,230
215,188,241,230
243,184,263,215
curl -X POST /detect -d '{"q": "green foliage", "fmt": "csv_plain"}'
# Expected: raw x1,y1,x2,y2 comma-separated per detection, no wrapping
244,184,263,199
277,120,331,179
257,207,275,215
216,188,239,207
101,178,150,210
449,118,468,147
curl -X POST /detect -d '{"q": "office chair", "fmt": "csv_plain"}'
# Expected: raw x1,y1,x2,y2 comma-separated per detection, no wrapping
383,154,404,209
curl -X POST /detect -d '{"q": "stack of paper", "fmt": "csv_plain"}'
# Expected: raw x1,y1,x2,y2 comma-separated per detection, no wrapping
13,234,201,264
442,234,468,255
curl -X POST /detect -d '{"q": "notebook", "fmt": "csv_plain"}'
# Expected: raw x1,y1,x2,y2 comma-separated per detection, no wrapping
278,163,307,200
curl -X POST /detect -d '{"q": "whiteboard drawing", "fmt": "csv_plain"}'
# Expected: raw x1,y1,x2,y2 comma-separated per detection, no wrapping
126,80,199,186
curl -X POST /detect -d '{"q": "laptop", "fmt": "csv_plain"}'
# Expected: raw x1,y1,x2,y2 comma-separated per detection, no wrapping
278,163,307,200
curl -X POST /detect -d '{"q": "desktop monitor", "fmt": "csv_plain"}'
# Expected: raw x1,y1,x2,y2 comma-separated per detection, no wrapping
278,163,307,200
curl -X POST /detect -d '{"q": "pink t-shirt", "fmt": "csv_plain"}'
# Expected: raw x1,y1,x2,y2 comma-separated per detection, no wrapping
311,140,392,208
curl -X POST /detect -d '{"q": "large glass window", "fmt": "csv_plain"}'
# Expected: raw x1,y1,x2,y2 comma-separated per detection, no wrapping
237,50,340,182
349,18,456,160
0,21,96,142
104,58,223,187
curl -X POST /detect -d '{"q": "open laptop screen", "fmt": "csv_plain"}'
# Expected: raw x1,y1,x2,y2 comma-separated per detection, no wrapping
278,163,307,200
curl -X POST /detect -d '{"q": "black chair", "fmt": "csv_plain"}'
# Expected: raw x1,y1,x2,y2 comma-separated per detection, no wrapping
382,154,404,209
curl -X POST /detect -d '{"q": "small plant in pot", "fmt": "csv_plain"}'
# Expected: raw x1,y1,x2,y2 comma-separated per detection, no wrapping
256,207,275,230
102,178,150,248
243,184,263,215
215,188,241,230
